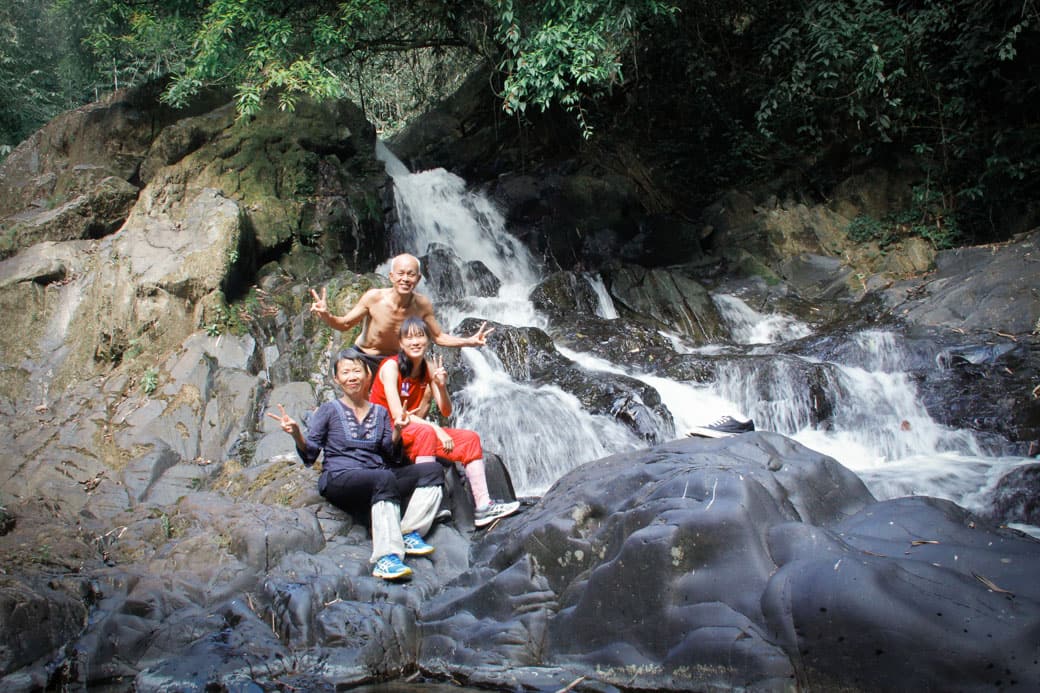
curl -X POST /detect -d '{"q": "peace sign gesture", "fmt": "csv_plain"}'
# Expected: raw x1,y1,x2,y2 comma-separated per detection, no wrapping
266,403,301,438
309,286,330,318
395,404,422,430
467,321,495,347
427,353,448,387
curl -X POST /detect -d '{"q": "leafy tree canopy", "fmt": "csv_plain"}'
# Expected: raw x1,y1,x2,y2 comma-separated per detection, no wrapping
2,0,1037,243
753,0,1040,241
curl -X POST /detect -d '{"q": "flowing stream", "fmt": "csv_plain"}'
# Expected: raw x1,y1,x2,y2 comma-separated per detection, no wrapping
375,143,1034,530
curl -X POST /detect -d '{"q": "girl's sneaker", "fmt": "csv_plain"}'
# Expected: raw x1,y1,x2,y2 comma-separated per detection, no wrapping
372,554,412,580
474,500,520,527
402,531,435,556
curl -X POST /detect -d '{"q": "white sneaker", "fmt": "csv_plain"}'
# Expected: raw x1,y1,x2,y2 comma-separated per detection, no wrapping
474,499,520,527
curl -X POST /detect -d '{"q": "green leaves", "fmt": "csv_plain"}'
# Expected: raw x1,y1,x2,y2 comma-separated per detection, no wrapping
494,0,677,137
758,0,1040,239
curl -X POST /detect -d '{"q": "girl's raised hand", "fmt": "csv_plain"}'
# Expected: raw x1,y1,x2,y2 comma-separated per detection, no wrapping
395,405,421,430
427,353,448,386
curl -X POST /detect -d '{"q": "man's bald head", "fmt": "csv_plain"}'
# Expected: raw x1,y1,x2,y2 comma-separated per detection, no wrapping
390,253,421,276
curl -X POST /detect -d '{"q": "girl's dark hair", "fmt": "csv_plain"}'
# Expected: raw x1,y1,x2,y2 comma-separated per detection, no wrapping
397,316,430,381
330,347,371,380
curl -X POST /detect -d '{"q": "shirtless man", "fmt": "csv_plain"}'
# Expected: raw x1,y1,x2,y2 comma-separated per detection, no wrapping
309,253,494,371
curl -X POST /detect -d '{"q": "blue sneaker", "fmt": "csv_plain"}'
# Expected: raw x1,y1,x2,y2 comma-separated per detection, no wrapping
372,554,412,580
402,531,435,556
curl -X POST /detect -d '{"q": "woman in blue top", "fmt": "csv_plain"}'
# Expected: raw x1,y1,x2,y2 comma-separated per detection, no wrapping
267,347,443,580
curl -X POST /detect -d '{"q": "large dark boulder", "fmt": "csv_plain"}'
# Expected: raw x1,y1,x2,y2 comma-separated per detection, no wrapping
418,432,1040,691
0,81,229,258
604,264,727,344
987,463,1040,527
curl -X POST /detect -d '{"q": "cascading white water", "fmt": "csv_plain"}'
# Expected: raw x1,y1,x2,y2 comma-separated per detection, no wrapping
453,348,642,493
379,145,641,494
377,143,1035,522
584,273,619,319
712,294,811,345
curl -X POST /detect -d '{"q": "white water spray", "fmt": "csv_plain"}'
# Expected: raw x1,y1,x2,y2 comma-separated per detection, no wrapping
713,294,812,345
376,143,1035,514
584,273,618,319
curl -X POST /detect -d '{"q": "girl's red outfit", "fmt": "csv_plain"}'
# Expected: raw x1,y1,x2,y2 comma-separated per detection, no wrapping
370,359,483,465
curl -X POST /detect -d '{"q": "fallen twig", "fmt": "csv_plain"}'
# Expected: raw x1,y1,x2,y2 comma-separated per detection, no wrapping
557,675,586,693
973,572,1014,596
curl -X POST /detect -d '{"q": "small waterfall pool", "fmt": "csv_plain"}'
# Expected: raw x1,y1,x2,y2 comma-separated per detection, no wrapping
375,143,1036,532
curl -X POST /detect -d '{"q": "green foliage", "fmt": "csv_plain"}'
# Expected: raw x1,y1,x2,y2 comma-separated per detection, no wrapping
0,0,75,150
847,185,962,250
2,0,1036,247
494,0,678,138
847,215,890,245
164,0,362,115
141,367,159,395
757,0,1040,239
202,286,281,337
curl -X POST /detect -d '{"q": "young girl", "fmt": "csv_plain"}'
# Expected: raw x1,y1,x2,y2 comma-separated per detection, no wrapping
266,347,444,580
370,317,519,528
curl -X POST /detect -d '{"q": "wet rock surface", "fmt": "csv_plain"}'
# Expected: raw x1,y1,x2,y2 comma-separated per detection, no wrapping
2,79,1040,692
5,431,1038,692
988,463,1040,527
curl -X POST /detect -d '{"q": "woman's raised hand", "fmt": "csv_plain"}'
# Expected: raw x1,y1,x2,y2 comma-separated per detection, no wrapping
266,403,300,435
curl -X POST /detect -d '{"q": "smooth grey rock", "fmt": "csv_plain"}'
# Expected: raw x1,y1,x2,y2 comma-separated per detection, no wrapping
891,231,1040,333
779,253,853,300
260,381,317,435
988,463,1040,526
529,270,605,322
251,433,300,467
605,264,726,344
122,440,182,503
0,577,86,677
200,369,264,463
134,599,290,692
0,240,95,289
180,333,260,373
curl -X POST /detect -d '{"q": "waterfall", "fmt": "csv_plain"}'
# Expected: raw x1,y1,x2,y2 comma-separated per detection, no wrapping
713,294,811,345
453,349,642,493
377,144,1034,517
584,273,618,319
380,146,641,494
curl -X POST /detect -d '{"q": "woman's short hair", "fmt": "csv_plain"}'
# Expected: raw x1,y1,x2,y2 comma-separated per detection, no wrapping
330,346,371,379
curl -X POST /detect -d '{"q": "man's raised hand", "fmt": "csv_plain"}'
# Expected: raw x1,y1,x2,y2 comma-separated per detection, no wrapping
468,321,495,347
309,287,330,318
